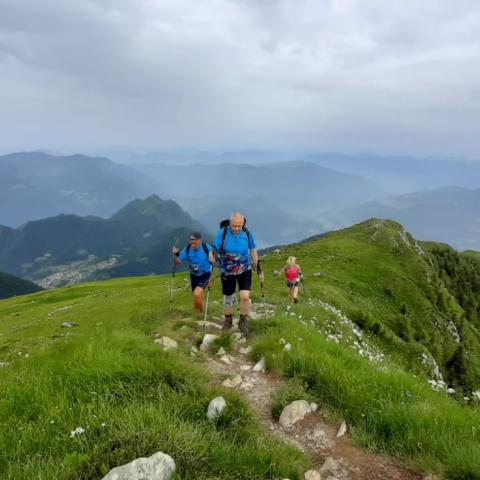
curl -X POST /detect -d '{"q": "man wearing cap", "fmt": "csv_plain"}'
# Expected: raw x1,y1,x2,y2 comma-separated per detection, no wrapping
172,232,215,313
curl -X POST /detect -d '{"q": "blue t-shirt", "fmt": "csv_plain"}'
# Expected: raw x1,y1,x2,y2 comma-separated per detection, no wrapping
214,228,256,275
179,243,213,276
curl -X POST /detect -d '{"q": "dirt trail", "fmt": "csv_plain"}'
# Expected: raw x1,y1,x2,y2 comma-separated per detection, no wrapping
201,310,425,480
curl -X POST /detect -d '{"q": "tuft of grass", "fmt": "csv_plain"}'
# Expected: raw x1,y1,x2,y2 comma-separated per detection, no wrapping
210,332,234,354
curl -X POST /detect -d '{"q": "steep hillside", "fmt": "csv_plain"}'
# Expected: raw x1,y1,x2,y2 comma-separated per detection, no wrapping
0,272,43,300
0,196,205,287
261,219,480,393
422,242,480,328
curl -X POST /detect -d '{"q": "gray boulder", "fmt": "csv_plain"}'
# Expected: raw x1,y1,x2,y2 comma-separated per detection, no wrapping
336,421,347,438
200,334,219,351
279,400,312,427
61,322,78,328
154,337,178,351
207,396,226,420
252,356,266,372
101,451,175,480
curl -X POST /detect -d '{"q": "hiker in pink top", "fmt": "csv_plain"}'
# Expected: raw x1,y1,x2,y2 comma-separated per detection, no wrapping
282,256,303,303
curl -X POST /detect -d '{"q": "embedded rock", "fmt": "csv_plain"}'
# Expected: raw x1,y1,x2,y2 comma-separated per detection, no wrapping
101,451,175,480
279,400,312,427
207,396,227,420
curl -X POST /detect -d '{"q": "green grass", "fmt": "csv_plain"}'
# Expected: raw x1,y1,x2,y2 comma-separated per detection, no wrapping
2,218,480,479
260,219,480,390
248,218,480,478
251,314,480,478
0,276,307,479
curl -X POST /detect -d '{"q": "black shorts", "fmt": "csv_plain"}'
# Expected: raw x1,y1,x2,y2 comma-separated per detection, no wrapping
190,272,211,291
286,280,299,288
221,269,252,296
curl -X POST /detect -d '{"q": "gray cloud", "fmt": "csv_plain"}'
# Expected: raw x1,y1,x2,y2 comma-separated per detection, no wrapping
1,0,480,157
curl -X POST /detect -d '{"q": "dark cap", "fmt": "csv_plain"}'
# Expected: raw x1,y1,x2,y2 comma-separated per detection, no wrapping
189,231,202,240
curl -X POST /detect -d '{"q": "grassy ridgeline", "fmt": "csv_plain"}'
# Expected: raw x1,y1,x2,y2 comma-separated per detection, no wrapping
265,219,480,392
0,277,307,479
251,218,480,478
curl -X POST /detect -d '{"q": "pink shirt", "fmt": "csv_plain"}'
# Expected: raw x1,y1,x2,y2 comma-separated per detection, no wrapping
285,266,299,281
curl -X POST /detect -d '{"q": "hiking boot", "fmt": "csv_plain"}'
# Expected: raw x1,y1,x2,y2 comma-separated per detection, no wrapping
222,315,233,330
238,314,249,336
294,298,299,304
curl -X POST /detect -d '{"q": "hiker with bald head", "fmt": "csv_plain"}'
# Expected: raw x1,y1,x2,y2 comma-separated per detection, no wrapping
172,232,215,313
215,212,263,335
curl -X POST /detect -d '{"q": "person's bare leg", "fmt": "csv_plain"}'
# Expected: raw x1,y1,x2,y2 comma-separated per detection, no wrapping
288,286,294,302
239,290,250,315
239,290,250,335
293,285,299,304
193,287,204,312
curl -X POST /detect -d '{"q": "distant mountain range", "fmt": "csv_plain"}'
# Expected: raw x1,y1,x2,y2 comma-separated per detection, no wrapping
342,186,480,251
0,195,205,287
300,153,480,192
0,152,155,227
2,151,479,253
136,160,383,214
107,149,480,191
0,152,385,246
102,149,296,166
0,272,43,300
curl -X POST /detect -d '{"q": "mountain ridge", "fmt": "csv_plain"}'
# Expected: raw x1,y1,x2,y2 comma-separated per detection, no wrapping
0,195,206,287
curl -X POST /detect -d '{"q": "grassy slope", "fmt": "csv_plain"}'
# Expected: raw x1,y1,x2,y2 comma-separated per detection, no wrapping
0,276,307,479
2,218,480,479
252,219,480,478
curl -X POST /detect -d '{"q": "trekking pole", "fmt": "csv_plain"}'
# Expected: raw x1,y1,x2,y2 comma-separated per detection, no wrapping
169,237,179,312
203,264,213,331
300,274,310,303
257,259,268,321
300,276,307,297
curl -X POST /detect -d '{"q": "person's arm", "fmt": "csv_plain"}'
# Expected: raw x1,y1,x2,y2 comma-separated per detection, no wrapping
250,248,259,269
207,243,215,264
172,245,181,265
250,248,265,282
274,264,285,277
248,231,259,271
173,246,186,266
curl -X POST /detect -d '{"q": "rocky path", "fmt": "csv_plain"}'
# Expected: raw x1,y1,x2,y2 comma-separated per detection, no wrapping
199,308,429,480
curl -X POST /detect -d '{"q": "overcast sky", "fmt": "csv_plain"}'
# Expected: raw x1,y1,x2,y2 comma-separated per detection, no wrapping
1,0,480,157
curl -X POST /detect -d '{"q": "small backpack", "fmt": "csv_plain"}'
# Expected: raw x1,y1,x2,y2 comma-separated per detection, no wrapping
186,242,210,259
218,218,252,255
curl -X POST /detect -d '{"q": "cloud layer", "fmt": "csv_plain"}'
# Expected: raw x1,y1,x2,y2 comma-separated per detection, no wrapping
1,0,480,156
